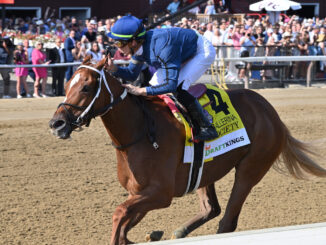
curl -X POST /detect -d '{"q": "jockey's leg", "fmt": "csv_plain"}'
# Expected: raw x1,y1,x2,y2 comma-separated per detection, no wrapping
174,85,218,142
173,35,217,142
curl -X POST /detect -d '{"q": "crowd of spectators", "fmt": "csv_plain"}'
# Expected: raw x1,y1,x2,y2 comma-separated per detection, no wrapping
166,0,231,15
164,13,326,81
0,0,326,98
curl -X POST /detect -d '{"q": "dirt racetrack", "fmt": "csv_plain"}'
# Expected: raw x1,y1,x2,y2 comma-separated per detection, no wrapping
1,87,326,245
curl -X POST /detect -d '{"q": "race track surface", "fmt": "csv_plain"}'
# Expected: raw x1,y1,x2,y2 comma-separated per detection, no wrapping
1,88,326,244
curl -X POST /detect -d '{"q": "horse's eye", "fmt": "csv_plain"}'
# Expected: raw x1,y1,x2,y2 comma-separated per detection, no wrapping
81,85,90,93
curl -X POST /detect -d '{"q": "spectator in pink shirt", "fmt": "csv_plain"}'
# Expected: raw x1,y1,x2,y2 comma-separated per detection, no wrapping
231,24,242,50
32,41,51,98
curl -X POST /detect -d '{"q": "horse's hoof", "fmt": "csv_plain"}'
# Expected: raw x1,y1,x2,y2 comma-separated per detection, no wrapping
145,230,164,242
171,227,189,239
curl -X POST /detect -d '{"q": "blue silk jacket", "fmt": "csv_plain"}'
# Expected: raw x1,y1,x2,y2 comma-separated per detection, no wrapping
113,27,198,95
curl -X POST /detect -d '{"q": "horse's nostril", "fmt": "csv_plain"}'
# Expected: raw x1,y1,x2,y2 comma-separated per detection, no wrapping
52,119,66,130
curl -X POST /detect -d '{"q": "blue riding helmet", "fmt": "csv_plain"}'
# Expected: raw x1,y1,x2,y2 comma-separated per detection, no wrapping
108,15,146,41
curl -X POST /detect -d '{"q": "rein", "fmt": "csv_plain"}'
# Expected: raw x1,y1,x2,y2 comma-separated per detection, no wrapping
58,64,159,150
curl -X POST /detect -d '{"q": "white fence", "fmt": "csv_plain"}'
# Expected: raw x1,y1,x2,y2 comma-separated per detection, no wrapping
138,222,326,245
0,56,325,89
0,56,325,68
222,55,326,63
0,59,128,69
220,55,326,88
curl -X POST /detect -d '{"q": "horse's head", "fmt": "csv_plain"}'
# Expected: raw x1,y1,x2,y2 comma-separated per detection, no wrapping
49,56,127,139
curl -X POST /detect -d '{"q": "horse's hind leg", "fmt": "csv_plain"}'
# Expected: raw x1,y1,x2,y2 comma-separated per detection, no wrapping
172,184,221,239
218,156,275,233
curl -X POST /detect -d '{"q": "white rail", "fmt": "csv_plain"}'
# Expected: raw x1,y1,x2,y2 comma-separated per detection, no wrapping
0,56,325,69
222,55,326,63
138,222,326,245
0,56,324,88
0,59,128,69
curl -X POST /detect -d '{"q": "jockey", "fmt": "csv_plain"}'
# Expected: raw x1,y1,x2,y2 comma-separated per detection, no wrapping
106,15,218,142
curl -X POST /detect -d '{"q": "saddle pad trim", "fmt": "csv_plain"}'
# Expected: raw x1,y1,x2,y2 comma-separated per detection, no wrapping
184,141,205,195
184,128,250,163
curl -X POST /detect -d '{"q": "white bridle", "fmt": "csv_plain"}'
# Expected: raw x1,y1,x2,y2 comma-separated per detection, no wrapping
75,65,127,123
58,64,159,150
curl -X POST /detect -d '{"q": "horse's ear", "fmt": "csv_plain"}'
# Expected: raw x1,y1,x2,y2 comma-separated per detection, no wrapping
82,55,92,64
95,56,109,70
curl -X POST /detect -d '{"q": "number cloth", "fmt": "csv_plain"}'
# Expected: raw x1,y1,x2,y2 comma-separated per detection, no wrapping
159,84,251,163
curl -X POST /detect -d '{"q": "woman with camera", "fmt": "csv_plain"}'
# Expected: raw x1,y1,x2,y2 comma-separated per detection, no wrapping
238,28,256,80
14,42,30,98
86,41,103,62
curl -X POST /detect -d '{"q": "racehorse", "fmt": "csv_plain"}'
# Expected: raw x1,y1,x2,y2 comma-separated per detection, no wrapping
49,56,326,245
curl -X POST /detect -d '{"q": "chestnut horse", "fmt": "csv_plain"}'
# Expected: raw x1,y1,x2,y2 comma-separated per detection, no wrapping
49,57,326,245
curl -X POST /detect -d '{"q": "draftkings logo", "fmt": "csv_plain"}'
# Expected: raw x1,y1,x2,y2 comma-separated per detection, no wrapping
205,136,245,157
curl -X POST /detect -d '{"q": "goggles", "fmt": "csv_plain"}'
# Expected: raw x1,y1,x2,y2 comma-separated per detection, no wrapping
114,40,129,48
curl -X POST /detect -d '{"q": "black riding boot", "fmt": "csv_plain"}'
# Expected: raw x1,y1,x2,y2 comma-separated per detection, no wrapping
174,84,218,142
186,99,218,142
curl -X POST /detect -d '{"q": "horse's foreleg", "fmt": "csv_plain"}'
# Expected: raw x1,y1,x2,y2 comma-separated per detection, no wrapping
114,212,146,245
110,193,172,245
172,184,221,239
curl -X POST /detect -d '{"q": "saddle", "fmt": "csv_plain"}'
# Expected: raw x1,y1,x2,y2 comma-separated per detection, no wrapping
188,83,207,99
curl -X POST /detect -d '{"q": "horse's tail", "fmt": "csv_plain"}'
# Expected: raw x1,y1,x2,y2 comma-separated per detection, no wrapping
274,124,326,179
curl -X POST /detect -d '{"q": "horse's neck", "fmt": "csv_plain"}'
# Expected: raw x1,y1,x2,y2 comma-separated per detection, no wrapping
100,75,144,147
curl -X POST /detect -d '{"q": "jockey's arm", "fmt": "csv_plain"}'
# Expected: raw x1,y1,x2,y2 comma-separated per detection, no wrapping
144,47,182,96
145,67,179,96
114,55,181,96
121,66,179,97
113,57,144,81
115,40,183,96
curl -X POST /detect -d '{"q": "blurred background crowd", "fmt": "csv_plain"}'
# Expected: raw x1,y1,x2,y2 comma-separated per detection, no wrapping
0,0,325,98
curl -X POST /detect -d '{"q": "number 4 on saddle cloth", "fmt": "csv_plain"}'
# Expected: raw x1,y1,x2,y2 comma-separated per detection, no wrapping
159,84,251,194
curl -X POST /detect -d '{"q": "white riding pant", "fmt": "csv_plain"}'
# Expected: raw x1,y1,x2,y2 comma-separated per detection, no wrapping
149,35,216,90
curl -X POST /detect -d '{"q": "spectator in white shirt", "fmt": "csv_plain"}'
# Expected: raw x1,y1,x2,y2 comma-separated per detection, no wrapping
204,23,214,43
204,0,216,15
86,41,103,62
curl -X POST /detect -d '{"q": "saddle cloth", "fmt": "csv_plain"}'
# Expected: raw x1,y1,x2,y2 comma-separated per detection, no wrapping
159,84,251,164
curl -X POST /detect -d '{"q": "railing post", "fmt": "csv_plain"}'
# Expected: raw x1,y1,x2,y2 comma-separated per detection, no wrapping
306,61,315,87
244,66,249,89
280,66,285,87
